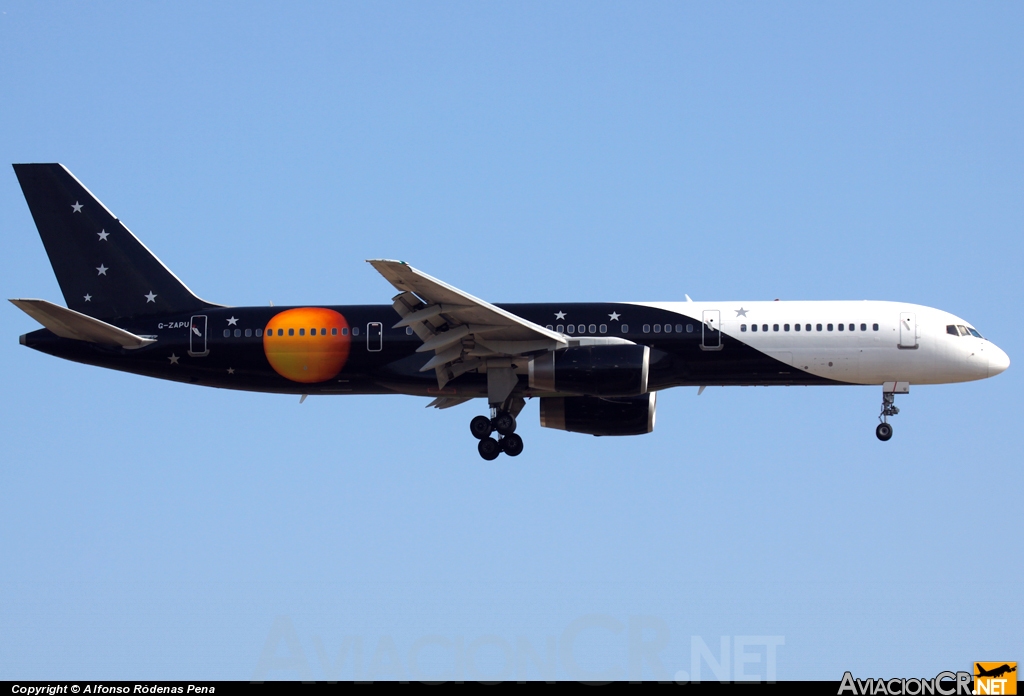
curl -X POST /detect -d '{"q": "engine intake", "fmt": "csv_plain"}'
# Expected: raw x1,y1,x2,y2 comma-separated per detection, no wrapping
539,393,656,436
528,344,649,397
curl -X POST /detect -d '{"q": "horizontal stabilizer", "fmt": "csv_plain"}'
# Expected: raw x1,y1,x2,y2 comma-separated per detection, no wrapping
10,298,156,349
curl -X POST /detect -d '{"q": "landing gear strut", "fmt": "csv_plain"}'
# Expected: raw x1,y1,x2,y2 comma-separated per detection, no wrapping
876,391,899,441
471,397,526,460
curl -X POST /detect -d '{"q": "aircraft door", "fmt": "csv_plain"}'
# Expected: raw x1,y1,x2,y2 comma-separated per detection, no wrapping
701,310,723,351
188,315,209,357
899,312,918,349
367,322,383,352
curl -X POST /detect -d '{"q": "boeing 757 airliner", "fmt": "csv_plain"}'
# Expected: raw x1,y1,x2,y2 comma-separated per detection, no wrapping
11,164,1010,459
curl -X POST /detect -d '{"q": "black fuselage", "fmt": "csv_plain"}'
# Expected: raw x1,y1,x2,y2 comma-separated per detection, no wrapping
22,302,836,398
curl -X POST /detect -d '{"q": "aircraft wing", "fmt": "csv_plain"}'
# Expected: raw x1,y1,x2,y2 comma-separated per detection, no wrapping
367,260,567,388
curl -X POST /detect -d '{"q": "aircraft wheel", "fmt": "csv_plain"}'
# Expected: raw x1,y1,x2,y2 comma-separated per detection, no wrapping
478,437,502,461
470,415,493,440
501,433,524,457
493,411,516,436
876,423,893,441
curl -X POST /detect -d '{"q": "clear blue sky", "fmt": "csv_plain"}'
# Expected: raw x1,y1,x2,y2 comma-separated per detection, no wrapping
1,1,1020,681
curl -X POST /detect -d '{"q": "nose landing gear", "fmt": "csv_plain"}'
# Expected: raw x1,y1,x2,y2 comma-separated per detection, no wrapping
470,397,526,460
876,382,909,441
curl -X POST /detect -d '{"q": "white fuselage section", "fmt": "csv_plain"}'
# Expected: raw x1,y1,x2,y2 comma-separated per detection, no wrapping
632,300,1009,386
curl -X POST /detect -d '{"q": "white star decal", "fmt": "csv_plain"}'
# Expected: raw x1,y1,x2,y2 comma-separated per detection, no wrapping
83,294,92,302
735,307,748,317
71,201,83,213
554,311,566,320
168,353,179,365
96,264,108,276
97,230,109,241
608,312,621,321
145,291,157,303
227,316,239,326
227,368,235,375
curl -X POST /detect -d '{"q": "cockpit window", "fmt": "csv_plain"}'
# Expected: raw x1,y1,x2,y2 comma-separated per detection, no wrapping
957,325,970,336
968,328,983,338
947,325,959,336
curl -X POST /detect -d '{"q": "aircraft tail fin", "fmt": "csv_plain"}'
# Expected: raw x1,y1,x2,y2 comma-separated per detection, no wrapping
12,163,217,320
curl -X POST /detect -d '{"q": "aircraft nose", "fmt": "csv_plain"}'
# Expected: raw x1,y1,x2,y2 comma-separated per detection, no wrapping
988,345,1010,377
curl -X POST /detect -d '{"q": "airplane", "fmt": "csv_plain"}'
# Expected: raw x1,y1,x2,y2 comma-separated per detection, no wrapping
975,664,1016,679
10,164,1010,460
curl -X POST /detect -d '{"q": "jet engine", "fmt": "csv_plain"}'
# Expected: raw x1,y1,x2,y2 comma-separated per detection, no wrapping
528,344,650,397
538,392,657,436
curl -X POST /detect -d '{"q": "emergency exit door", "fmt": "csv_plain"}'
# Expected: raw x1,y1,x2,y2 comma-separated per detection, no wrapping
701,310,722,351
367,322,383,352
188,315,208,356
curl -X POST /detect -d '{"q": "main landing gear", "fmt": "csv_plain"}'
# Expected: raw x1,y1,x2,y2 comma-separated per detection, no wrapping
876,385,906,441
470,398,526,460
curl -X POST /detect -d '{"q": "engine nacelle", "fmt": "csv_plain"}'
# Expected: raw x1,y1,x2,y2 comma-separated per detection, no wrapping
528,344,650,397
539,393,657,436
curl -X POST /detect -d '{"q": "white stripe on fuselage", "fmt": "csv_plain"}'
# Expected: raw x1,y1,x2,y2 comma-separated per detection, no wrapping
627,300,1006,386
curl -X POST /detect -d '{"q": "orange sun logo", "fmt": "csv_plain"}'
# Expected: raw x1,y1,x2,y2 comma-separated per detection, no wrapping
263,307,351,383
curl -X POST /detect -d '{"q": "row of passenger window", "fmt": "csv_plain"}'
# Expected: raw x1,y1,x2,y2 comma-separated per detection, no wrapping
222,326,362,338
741,323,879,333
947,324,983,338
544,324,618,334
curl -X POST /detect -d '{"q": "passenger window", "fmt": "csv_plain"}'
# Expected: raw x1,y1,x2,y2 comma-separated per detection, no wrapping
406,327,413,335
280,329,285,336
299,328,305,336
947,325,958,336
600,324,607,334
352,327,359,336
751,324,758,332
233,329,241,337
675,324,682,333
873,324,879,331
245,329,252,337
860,323,867,331
806,324,811,331
663,324,671,333
784,324,790,331
621,324,629,333
310,327,316,335
773,324,779,332
741,324,747,332
256,329,262,337
827,324,833,331
567,325,575,334
654,324,661,333
849,324,855,332
223,329,230,337
686,324,693,333
342,327,349,336
589,324,597,334
794,324,800,331
331,328,337,336
643,324,650,333
762,324,768,332
556,324,564,333
838,324,844,331
546,325,553,330
321,328,327,336
816,324,822,331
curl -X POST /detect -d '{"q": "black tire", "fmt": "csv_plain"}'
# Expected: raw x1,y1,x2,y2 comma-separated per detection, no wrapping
493,412,516,436
501,433,524,457
876,423,893,441
478,437,501,460
470,415,493,440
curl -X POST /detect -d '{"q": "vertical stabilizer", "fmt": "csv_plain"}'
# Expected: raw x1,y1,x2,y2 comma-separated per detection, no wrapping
13,163,216,319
